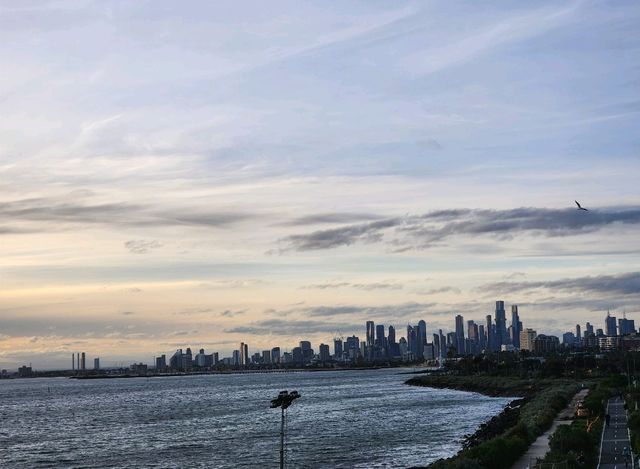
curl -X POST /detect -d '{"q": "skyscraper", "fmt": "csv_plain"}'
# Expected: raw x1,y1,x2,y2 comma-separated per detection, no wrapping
520,328,537,352
334,338,343,359
511,305,521,349
495,301,507,347
605,312,617,336
407,325,417,357
485,315,494,351
366,321,375,347
299,341,313,363
375,324,385,349
271,347,281,364
417,320,427,359
319,344,330,362
81,352,86,370
455,315,465,355
240,342,248,366
94,358,100,370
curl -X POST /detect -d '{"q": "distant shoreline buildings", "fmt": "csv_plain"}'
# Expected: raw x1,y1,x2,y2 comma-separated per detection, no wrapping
3,302,639,377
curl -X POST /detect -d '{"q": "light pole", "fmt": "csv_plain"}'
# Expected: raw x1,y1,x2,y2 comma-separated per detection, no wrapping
270,390,300,469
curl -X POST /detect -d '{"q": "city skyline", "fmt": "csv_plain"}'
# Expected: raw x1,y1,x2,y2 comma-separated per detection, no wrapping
1,1,640,369
17,303,638,371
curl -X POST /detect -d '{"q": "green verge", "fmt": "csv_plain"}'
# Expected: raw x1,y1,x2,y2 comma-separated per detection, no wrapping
539,381,612,468
406,374,581,469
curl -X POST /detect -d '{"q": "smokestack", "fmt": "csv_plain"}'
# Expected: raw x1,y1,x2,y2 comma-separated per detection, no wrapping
72,353,75,370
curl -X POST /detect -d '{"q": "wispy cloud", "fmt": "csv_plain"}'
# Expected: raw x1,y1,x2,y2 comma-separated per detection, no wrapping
280,207,640,251
481,271,640,296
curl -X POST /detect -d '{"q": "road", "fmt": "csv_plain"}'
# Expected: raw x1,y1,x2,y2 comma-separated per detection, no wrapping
598,396,634,469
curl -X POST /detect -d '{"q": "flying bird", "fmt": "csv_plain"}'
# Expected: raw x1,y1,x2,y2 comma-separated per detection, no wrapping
575,200,588,211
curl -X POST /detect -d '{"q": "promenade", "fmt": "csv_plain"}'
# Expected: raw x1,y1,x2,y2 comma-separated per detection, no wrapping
598,396,634,469
512,388,589,469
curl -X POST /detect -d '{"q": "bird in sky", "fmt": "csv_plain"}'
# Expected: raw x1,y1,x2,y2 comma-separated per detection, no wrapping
575,200,589,211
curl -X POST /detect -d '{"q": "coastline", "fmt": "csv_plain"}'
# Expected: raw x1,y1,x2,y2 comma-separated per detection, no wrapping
406,375,527,452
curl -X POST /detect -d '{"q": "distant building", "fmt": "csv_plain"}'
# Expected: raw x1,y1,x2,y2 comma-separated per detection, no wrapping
94,358,100,370
495,301,507,347
619,317,636,336
562,332,576,345
81,352,86,371
319,344,330,362
271,347,281,364
292,347,303,364
520,328,537,352
511,305,521,349
155,354,166,370
606,312,617,336
366,321,375,348
130,363,147,374
299,341,313,363
262,350,272,364
333,339,343,359
232,350,240,366
533,335,559,354
240,342,249,366
18,365,33,377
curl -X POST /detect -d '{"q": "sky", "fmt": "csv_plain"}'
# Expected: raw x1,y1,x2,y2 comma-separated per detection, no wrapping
1,0,639,369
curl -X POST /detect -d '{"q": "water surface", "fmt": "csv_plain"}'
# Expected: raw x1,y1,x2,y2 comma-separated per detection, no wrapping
0,369,511,468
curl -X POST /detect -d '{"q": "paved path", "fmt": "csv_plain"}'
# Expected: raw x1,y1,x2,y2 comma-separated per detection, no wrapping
512,388,589,469
598,396,634,469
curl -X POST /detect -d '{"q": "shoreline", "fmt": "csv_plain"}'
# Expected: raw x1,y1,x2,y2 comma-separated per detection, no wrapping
406,375,531,462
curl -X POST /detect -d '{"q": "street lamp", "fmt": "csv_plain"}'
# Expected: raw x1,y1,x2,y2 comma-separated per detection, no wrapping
270,390,301,469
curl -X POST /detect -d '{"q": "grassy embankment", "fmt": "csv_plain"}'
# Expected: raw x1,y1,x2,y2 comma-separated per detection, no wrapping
407,374,580,469
537,379,615,468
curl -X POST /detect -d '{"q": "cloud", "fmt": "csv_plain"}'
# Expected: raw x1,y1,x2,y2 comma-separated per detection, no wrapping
0,194,255,234
225,319,362,336
124,239,162,254
282,212,384,226
120,311,135,316
219,309,247,318
481,271,640,296
300,281,403,291
280,206,640,251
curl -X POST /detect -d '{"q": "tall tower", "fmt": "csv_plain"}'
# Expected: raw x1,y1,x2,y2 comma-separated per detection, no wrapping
81,352,86,370
455,315,465,355
417,320,427,359
72,353,75,370
511,305,521,349
495,301,507,347
485,315,493,351
366,321,375,347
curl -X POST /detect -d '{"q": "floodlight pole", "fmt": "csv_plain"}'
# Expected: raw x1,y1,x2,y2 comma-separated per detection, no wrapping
280,405,285,469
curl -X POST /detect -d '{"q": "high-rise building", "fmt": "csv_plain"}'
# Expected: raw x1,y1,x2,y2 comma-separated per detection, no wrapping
366,321,375,347
388,325,397,357
155,354,166,370
417,320,427,359
271,347,281,364
455,315,465,355
478,324,486,350
485,315,494,351
240,342,249,366
562,332,576,345
575,324,581,344
94,358,100,370
319,344,330,362
375,324,385,349
195,348,207,367
619,316,636,336
232,350,240,366
586,322,594,336
520,328,537,352
345,335,360,360
495,301,507,347
71,353,75,370
511,305,521,349
407,325,417,357
299,341,313,363
334,338,343,359
605,312,617,336
81,352,86,370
